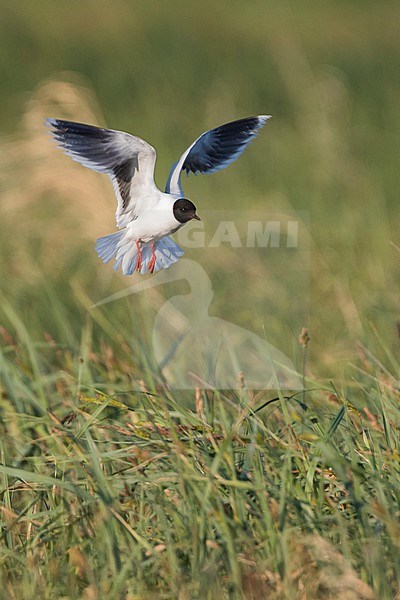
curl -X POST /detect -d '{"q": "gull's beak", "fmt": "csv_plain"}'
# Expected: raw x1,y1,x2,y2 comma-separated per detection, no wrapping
193,214,201,221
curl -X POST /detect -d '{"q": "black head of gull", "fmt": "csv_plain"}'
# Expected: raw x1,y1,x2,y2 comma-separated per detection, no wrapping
173,198,201,223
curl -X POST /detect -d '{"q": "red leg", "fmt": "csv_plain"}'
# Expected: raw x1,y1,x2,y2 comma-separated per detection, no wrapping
135,241,142,272
148,243,156,273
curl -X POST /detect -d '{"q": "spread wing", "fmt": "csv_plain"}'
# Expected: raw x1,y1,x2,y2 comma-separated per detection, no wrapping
165,115,270,197
47,119,158,227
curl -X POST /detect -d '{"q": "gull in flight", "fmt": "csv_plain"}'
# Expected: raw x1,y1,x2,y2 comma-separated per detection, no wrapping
47,115,270,274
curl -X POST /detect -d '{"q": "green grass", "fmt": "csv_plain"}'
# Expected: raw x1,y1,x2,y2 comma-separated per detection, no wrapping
1,311,400,599
1,1,400,598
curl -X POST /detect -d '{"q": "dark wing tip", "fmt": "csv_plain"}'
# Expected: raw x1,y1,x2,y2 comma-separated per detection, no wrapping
45,118,72,142
45,117,59,134
45,119,66,147
211,115,271,142
45,117,69,132
45,118,110,138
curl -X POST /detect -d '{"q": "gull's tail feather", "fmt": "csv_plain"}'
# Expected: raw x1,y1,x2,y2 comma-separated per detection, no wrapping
95,233,184,276
151,236,184,273
96,230,125,263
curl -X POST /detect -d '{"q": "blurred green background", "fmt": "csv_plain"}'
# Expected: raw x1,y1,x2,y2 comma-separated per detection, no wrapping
1,3,400,598
0,0,399,375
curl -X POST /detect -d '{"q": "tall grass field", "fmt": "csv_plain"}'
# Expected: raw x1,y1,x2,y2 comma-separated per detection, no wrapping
1,2,400,598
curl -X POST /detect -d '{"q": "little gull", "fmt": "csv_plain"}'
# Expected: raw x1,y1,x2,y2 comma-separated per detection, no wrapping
46,115,270,275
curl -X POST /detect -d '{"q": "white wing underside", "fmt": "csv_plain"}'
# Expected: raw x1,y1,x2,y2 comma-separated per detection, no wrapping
109,146,159,228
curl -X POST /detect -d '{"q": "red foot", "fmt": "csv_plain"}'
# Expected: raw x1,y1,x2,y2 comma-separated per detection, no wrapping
135,241,142,272
148,243,156,273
